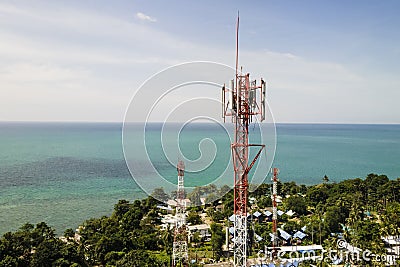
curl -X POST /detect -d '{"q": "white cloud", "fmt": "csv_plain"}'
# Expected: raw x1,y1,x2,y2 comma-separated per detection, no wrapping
136,12,157,22
0,2,397,123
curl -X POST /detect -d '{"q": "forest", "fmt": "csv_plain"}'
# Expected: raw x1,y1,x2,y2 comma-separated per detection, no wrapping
1,173,399,266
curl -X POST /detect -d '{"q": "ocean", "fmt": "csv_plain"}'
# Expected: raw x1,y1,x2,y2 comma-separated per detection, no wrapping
0,122,399,235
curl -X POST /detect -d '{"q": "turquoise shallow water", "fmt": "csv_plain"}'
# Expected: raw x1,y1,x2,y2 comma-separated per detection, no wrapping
0,122,399,235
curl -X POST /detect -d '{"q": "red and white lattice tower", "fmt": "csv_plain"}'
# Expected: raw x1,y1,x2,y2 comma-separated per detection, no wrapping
222,14,267,267
272,167,279,252
172,160,188,267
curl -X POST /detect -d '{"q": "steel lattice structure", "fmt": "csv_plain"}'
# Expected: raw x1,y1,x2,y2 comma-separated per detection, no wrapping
272,167,279,253
222,15,267,267
172,160,188,267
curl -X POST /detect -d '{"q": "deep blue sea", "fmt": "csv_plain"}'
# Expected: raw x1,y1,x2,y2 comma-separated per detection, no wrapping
0,122,399,235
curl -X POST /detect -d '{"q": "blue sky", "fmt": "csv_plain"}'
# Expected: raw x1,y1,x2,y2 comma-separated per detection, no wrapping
0,0,399,123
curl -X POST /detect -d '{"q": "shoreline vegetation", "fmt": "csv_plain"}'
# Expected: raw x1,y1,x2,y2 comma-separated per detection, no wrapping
1,173,399,266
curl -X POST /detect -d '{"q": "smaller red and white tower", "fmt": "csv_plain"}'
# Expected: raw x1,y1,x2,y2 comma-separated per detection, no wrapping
172,160,188,267
271,167,279,252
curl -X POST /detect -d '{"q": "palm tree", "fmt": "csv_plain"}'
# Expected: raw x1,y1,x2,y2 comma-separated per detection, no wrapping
335,196,351,216
306,214,320,244
315,204,325,245
161,227,174,266
191,232,201,264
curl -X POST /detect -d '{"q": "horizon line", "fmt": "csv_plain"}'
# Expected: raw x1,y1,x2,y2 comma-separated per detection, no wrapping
0,120,400,125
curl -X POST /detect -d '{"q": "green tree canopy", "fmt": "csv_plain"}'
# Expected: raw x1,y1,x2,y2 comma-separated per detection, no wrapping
210,222,224,261
284,195,308,216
